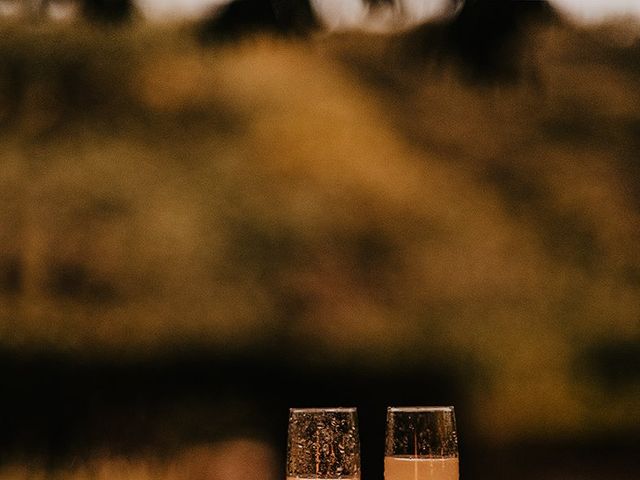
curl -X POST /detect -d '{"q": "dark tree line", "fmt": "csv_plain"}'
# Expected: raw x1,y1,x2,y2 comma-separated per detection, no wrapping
197,0,559,82
10,0,560,80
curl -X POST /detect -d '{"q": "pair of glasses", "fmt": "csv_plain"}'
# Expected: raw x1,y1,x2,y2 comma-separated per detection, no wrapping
287,406,458,480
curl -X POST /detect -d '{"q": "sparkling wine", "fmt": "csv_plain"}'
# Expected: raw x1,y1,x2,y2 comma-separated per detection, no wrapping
287,477,359,480
384,456,458,480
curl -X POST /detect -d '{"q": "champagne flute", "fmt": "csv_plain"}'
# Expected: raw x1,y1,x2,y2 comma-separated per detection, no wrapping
384,406,459,480
287,407,361,480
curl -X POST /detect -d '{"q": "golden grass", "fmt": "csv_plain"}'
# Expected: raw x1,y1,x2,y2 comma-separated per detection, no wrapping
0,20,639,442
0,439,277,480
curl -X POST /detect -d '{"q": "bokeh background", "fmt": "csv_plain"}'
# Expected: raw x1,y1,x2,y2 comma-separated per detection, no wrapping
1,2,639,480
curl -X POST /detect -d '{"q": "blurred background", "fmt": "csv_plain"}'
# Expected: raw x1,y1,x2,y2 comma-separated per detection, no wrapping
0,1,639,480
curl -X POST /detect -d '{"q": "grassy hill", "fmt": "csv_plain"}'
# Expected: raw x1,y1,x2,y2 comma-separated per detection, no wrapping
0,17,639,479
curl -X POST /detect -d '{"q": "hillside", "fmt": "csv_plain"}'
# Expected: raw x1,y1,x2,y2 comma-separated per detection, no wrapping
0,18,639,480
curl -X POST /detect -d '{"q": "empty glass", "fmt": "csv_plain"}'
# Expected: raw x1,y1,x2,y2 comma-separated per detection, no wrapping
385,406,459,480
287,407,361,480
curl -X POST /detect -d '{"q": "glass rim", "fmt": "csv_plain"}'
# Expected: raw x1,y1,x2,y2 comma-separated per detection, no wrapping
290,407,357,413
387,406,455,412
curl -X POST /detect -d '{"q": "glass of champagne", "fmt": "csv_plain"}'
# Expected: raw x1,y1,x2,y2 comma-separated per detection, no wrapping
385,406,459,480
287,407,361,480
